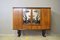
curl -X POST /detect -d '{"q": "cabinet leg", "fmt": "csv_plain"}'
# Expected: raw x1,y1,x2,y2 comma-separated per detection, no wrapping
42,30,46,37
17,30,21,37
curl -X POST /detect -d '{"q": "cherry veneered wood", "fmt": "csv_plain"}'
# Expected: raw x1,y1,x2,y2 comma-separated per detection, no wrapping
13,7,51,30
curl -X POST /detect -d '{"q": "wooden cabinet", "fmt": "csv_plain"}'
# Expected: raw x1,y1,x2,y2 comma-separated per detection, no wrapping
13,7,51,37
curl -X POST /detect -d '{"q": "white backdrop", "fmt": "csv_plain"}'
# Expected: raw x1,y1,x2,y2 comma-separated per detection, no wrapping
0,0,60,35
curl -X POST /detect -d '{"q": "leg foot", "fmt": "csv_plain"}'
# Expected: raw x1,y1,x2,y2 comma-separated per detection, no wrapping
17,30,21,37
42,30,46,37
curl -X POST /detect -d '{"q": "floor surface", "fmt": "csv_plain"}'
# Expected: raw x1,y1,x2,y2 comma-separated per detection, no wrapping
0,34,60,40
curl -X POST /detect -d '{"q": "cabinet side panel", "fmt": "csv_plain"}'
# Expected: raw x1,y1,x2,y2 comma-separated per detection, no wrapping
18,9,23,30
46,9,51,29
41,8,51,29
13,9,19,30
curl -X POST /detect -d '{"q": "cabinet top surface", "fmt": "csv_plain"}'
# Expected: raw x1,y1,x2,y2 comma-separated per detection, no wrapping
13,7,51,9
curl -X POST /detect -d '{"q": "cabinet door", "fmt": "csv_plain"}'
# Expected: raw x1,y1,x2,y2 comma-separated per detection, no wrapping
31,9,41,29
22,9,32,30
41,8,51,29
13,8,23,30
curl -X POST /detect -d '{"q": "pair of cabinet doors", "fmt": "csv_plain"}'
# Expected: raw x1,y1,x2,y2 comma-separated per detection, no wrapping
13,7,51,30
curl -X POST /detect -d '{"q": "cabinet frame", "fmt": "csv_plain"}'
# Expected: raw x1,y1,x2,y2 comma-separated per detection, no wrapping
13,7,51,30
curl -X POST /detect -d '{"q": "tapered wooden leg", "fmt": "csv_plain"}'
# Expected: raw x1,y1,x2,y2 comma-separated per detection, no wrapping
42,30,46,37
17,30,21,37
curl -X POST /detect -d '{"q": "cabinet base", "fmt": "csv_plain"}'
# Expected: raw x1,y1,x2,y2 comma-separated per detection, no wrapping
17,30,46,37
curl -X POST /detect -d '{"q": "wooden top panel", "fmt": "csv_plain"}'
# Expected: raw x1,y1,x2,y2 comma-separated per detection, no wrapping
13,7,51,9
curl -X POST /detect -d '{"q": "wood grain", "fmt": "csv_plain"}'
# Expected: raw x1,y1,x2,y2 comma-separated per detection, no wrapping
13,7,51,30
